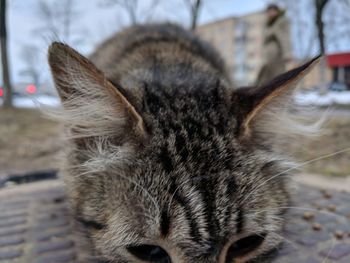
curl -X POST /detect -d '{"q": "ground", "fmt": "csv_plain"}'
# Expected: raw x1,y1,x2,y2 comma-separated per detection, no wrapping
0,108,349,178
0,108,61,176
287,112,350,177
1,180,350,262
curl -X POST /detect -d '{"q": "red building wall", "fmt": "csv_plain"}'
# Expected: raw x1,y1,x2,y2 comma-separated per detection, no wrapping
327,53,350,68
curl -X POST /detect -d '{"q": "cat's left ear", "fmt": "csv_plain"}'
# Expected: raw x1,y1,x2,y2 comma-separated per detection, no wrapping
233,56,321,139
48,42,145,139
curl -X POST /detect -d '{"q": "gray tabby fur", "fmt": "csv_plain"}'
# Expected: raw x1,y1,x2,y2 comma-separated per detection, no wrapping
48,23,320,263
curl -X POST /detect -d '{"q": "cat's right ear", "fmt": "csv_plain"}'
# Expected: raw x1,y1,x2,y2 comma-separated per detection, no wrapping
232,57,321,140
48,42,144,138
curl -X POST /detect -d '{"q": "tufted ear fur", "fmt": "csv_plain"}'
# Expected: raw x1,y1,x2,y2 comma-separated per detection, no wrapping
233,56,321,141
48,42,144,139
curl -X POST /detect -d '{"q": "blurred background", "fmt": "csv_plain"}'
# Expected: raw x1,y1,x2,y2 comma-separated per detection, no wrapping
0,0,350,187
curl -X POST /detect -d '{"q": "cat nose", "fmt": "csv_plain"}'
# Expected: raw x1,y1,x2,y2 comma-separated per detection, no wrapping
218,233,266,263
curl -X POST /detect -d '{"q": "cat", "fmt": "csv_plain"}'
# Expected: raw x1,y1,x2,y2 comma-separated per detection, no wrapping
48,23,319,263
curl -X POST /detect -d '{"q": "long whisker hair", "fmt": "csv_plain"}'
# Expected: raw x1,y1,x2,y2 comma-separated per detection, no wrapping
241,146,350,205
251,205,349,221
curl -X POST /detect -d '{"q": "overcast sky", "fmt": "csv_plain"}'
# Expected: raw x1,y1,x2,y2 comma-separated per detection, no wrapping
5,0,350,84
6,0,268,83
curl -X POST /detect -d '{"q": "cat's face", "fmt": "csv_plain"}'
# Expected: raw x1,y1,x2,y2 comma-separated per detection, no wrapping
48,43,318,263
70,140,289,263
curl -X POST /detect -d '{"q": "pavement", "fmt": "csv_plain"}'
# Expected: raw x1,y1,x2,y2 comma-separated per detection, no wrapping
294,173,350,193
0,181,93,263
272,184,350,263
0,180,350,263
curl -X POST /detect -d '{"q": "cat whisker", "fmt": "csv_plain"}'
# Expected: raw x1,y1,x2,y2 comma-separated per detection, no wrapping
116,173,161,216
268,232,299,251
167,181,186,215
251,205,348,221
321,236,337,263
73,164,161,217
253,215,339,261
241,147,350,205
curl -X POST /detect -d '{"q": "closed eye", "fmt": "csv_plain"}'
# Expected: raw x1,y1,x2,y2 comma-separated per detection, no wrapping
127,244,171,262
76,217,106,230
225,233,266,262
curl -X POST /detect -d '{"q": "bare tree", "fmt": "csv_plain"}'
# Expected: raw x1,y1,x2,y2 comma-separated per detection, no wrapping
276,0,344,56
62,0,73,40
314,0,331,54
266,0,315,59
275,0,330,55
19,45,42,87
101,0,205,31
105,0,138,25
324,0,350,50
184,0,202,30
0,0,12,108
37,0,59,40
35,0,83,45
101,0,161,26
314,0,331,93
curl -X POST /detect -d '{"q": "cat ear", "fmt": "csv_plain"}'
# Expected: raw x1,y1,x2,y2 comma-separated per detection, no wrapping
233,56,321,139
48,42,144,138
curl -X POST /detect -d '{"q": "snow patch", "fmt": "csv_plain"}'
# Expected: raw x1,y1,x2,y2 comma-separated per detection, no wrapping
295,91,350,106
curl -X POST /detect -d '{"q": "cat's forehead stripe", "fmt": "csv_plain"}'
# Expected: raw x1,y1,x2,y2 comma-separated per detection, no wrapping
157,152,243,246
166,180,203,243
160,209,171,237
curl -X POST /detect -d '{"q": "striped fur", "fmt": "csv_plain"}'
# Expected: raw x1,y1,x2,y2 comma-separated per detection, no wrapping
48,24,319,263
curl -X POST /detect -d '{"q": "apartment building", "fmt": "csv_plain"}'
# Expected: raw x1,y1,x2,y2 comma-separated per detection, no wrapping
197,11,266,86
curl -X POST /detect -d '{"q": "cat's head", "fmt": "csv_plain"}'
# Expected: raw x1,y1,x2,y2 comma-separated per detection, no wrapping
48,42,319,263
